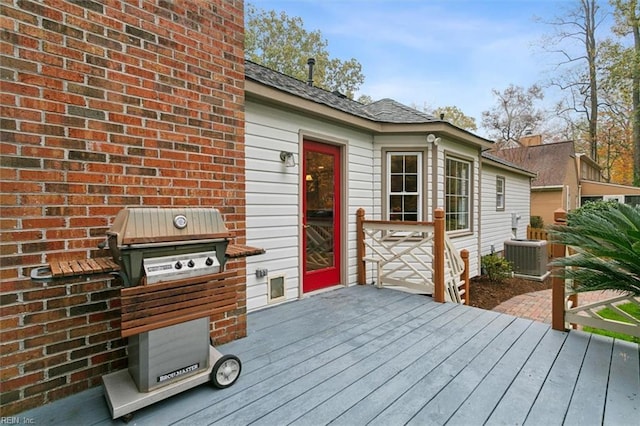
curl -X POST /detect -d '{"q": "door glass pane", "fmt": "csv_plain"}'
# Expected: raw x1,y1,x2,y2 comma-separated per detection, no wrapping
305,150,334,272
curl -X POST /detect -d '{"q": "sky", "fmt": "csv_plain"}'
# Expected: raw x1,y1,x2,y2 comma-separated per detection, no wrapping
249,0,617,137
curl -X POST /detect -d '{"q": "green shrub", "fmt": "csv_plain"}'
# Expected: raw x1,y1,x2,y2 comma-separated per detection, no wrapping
530,216,544,229
567,199,619,225
481,254,513,283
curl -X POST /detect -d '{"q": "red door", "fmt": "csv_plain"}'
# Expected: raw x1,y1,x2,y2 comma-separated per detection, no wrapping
302,141,341,292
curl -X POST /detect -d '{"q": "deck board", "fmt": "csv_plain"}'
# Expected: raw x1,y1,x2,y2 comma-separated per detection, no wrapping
19,285,639,426
177,297,455,425
447,323,549,426
406,318,543,425
247,303,455,426
370,314,521,426
329,309,500,426
564,333,613,425
604,338,640,425
525,330,592,424
480,327,568,426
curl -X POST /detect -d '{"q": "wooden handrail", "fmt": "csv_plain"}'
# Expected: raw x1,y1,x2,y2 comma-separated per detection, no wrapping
357,208,366,285
461,249,470,305
551,208,567,331
433,208,445,303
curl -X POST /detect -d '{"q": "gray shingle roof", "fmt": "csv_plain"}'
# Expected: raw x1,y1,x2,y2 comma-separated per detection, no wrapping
245,60,438,124
481,151,536,176
361,98,438,123
491,141,575,186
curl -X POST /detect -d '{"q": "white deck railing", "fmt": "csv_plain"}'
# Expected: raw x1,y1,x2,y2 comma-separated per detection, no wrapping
564,289,640,338
356,208,469,304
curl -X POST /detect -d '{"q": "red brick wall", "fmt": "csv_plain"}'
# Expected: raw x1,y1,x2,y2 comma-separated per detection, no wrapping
1,0,245,415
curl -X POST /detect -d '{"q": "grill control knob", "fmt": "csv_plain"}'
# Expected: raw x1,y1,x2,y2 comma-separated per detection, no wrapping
187,260,195,268
174,262,182,270
205,257,214,266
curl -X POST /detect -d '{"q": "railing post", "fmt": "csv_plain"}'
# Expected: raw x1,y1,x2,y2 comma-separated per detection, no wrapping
551,208,567,331
461,249,469,305
433,208,445,303
356,208,366,285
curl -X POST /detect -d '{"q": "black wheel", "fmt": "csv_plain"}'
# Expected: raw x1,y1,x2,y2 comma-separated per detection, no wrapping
120,413,134,423
211,354,241,389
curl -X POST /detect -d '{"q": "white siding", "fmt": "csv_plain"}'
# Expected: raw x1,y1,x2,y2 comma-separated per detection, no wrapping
480,163,531,256
246,99,532,311
245,101,375,312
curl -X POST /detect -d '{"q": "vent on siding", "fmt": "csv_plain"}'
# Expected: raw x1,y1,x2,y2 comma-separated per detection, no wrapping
268,274,286,303
504,239,550,281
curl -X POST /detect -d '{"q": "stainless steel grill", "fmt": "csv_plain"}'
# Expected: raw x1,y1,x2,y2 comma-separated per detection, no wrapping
106,207,231,287
102,207,243,421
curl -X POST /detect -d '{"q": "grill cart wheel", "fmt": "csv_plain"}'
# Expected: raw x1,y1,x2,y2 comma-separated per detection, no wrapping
211,354,241,389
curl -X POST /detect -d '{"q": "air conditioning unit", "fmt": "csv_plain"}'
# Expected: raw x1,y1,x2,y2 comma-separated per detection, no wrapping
504,239,550,281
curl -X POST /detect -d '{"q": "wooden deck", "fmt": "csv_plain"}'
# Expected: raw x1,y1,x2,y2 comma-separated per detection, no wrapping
21,285,639,425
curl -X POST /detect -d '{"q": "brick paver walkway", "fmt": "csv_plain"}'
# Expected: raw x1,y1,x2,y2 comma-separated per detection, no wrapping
493,289,621,324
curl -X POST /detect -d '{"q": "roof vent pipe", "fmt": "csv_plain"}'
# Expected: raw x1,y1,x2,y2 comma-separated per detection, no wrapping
307,58,315,86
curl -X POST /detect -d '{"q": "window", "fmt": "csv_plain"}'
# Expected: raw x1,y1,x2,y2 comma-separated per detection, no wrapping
625,195,640,207
387,152,422,221
581,196,603,206
445,156,471,231
496,176,505,210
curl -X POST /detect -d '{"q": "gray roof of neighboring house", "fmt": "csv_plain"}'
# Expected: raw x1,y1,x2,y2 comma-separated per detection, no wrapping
491,141,576,186
481,151,537,177
245,60,439,124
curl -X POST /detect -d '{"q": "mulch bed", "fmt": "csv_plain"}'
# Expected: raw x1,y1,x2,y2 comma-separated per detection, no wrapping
468,275,552,310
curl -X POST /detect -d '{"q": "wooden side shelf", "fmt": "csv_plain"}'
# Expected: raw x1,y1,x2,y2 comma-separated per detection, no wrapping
48,258,120,277
42,244,264,278
225,244,266,258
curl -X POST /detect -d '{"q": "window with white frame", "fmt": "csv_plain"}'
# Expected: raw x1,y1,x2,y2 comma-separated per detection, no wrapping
496,176,505,210
445,156,471,231
387,152,422,221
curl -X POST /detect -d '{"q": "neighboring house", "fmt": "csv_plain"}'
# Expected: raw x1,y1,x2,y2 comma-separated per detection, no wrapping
577,152,640,206
493,135,640,226
243,61,533,311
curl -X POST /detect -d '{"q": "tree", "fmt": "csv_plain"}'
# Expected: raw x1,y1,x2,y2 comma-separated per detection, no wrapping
245,5,365,99
480,84,545,147
610,0,640,184
597,117,634,183
432,105,478,132
541,0,604,161
596,39,635,184
549,201,640,295
357,94,374,105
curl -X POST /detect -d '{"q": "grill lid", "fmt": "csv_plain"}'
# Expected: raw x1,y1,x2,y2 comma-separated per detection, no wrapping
107,207,231,247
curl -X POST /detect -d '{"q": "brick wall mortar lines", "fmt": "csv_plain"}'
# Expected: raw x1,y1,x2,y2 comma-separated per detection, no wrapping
1,0,246,415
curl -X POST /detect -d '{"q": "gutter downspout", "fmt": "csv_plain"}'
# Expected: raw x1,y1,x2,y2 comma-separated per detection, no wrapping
478,153,483,274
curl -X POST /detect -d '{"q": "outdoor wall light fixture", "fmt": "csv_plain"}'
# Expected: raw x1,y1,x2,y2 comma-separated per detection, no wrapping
427,134,441,146
280,151,296,167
